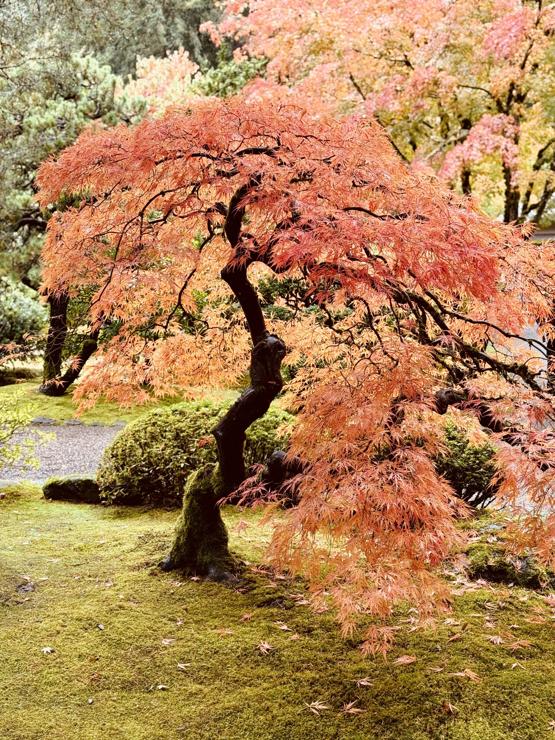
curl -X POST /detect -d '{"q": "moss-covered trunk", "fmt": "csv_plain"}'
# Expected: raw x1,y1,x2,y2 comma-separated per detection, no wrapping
161,465,233,579
162,331,286,577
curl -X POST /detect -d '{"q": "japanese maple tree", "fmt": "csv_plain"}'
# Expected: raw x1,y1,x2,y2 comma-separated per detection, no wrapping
37,97,555,650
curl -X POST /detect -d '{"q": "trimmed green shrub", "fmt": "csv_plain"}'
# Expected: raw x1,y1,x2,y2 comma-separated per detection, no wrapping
436,422,499,507
43,476,100,504
97,400,293,507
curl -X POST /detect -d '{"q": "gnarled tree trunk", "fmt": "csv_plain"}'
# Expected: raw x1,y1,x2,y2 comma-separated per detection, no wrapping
162,182,287,577
163,464,234,579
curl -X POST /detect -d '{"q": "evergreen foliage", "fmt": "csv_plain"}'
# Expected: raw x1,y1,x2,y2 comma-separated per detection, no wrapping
0,278,47,345
436,423,499,508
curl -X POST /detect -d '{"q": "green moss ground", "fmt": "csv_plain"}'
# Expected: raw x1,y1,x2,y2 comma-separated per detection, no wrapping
1,484,554,740
0,381,237,426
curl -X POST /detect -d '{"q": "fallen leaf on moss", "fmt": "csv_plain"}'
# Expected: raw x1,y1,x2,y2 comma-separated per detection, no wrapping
355,676,373,687
257,641,274,655
487,635,504,645
340,700,365,715
393,655,416,665
305,700,329,715
525,615,546,625
274,621,292,631
196,436,212,448
509,639,532,652
449,668,481,682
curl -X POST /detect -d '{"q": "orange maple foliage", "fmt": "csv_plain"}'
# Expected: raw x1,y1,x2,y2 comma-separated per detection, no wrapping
37,97,555,651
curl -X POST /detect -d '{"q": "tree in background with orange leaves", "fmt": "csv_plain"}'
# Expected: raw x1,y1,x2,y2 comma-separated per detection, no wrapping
207,0,555,225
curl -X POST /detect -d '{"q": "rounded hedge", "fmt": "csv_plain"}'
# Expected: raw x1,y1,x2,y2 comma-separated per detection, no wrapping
97,399,293,507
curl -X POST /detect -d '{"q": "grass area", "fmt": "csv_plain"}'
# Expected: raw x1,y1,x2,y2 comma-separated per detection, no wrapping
0,380,237,426
1,484,554,739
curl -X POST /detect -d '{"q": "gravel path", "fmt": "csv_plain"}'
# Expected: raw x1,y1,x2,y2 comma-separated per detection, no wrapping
0,419,124,484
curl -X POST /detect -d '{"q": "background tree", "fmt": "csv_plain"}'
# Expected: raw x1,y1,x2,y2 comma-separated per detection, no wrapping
0,0,219,77
0,0,222,388
0,3,267,391
209,0,555,225
0,52,145,392
37,97,555,649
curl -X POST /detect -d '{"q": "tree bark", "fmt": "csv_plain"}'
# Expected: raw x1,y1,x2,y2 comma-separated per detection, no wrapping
162,321,286,574
212,231,287,495
461,168,472,196
39,332,99,396
213,333,286,493
41,291,69,386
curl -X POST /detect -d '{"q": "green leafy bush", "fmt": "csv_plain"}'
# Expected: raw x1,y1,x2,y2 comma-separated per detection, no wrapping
97,400,293,507
0,278,47,345
0,391,39,470
436,422,499,507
